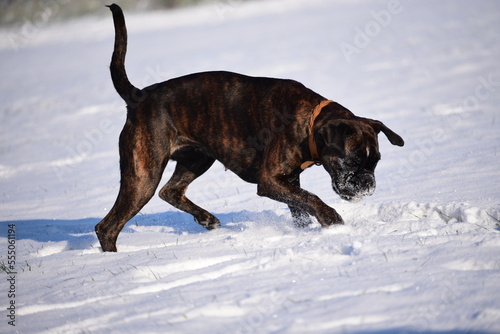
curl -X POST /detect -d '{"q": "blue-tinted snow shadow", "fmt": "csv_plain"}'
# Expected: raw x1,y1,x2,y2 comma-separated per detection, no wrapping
0,210,289,251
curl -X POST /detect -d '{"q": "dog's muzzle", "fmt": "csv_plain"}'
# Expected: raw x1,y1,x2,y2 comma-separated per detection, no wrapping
333,171,376,202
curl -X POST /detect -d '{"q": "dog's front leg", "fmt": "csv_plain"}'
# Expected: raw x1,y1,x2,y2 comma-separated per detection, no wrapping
257,173,344,227
286,172,313,227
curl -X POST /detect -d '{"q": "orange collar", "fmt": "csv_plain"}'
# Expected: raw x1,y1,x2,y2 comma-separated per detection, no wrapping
300,100,334,169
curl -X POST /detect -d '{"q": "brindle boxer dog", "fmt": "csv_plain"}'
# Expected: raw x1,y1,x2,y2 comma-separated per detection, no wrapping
95,4,404,252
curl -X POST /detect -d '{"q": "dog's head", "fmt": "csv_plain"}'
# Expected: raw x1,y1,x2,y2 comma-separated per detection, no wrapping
316,117,404,202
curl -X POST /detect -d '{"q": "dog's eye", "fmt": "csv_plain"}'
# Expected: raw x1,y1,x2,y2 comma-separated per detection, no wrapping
344,159,359,168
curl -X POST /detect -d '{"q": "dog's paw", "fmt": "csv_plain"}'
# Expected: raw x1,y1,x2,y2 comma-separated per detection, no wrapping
317,208,344,228
194,215,221,230
95,227,118,252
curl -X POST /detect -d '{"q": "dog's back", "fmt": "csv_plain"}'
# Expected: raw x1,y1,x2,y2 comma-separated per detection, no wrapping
139,70,321,182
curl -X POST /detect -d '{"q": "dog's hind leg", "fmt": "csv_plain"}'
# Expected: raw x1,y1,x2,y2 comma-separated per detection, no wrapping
95,122,169,252
159,149,220,230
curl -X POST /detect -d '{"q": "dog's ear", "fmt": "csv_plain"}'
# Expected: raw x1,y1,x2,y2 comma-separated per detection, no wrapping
361,118,404,147
315,120,354,156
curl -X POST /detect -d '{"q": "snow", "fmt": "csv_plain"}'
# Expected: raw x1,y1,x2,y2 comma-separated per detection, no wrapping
1,0,500,332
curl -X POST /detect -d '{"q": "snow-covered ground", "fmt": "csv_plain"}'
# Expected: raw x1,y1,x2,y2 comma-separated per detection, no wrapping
1,0,500,332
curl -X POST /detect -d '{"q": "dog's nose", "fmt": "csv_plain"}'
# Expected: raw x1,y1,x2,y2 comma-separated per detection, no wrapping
349,172,375,196
359,172,375,187
359,173,376,195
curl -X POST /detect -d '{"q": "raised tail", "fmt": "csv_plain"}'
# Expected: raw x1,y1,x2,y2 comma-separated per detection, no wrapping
107,4,140,106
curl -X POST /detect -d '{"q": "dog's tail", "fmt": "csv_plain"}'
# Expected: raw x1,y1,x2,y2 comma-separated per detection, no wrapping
107,4,140,106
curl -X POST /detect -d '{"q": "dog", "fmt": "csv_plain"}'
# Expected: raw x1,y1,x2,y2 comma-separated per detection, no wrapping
95,4,404,252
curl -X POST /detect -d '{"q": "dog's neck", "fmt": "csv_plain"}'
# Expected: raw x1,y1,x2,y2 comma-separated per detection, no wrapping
300,100,334,170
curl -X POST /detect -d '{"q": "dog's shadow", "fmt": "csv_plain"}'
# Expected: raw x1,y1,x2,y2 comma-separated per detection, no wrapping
2,210,288,252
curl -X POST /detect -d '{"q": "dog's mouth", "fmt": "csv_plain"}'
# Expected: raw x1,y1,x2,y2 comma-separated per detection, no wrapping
332,172,376,202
